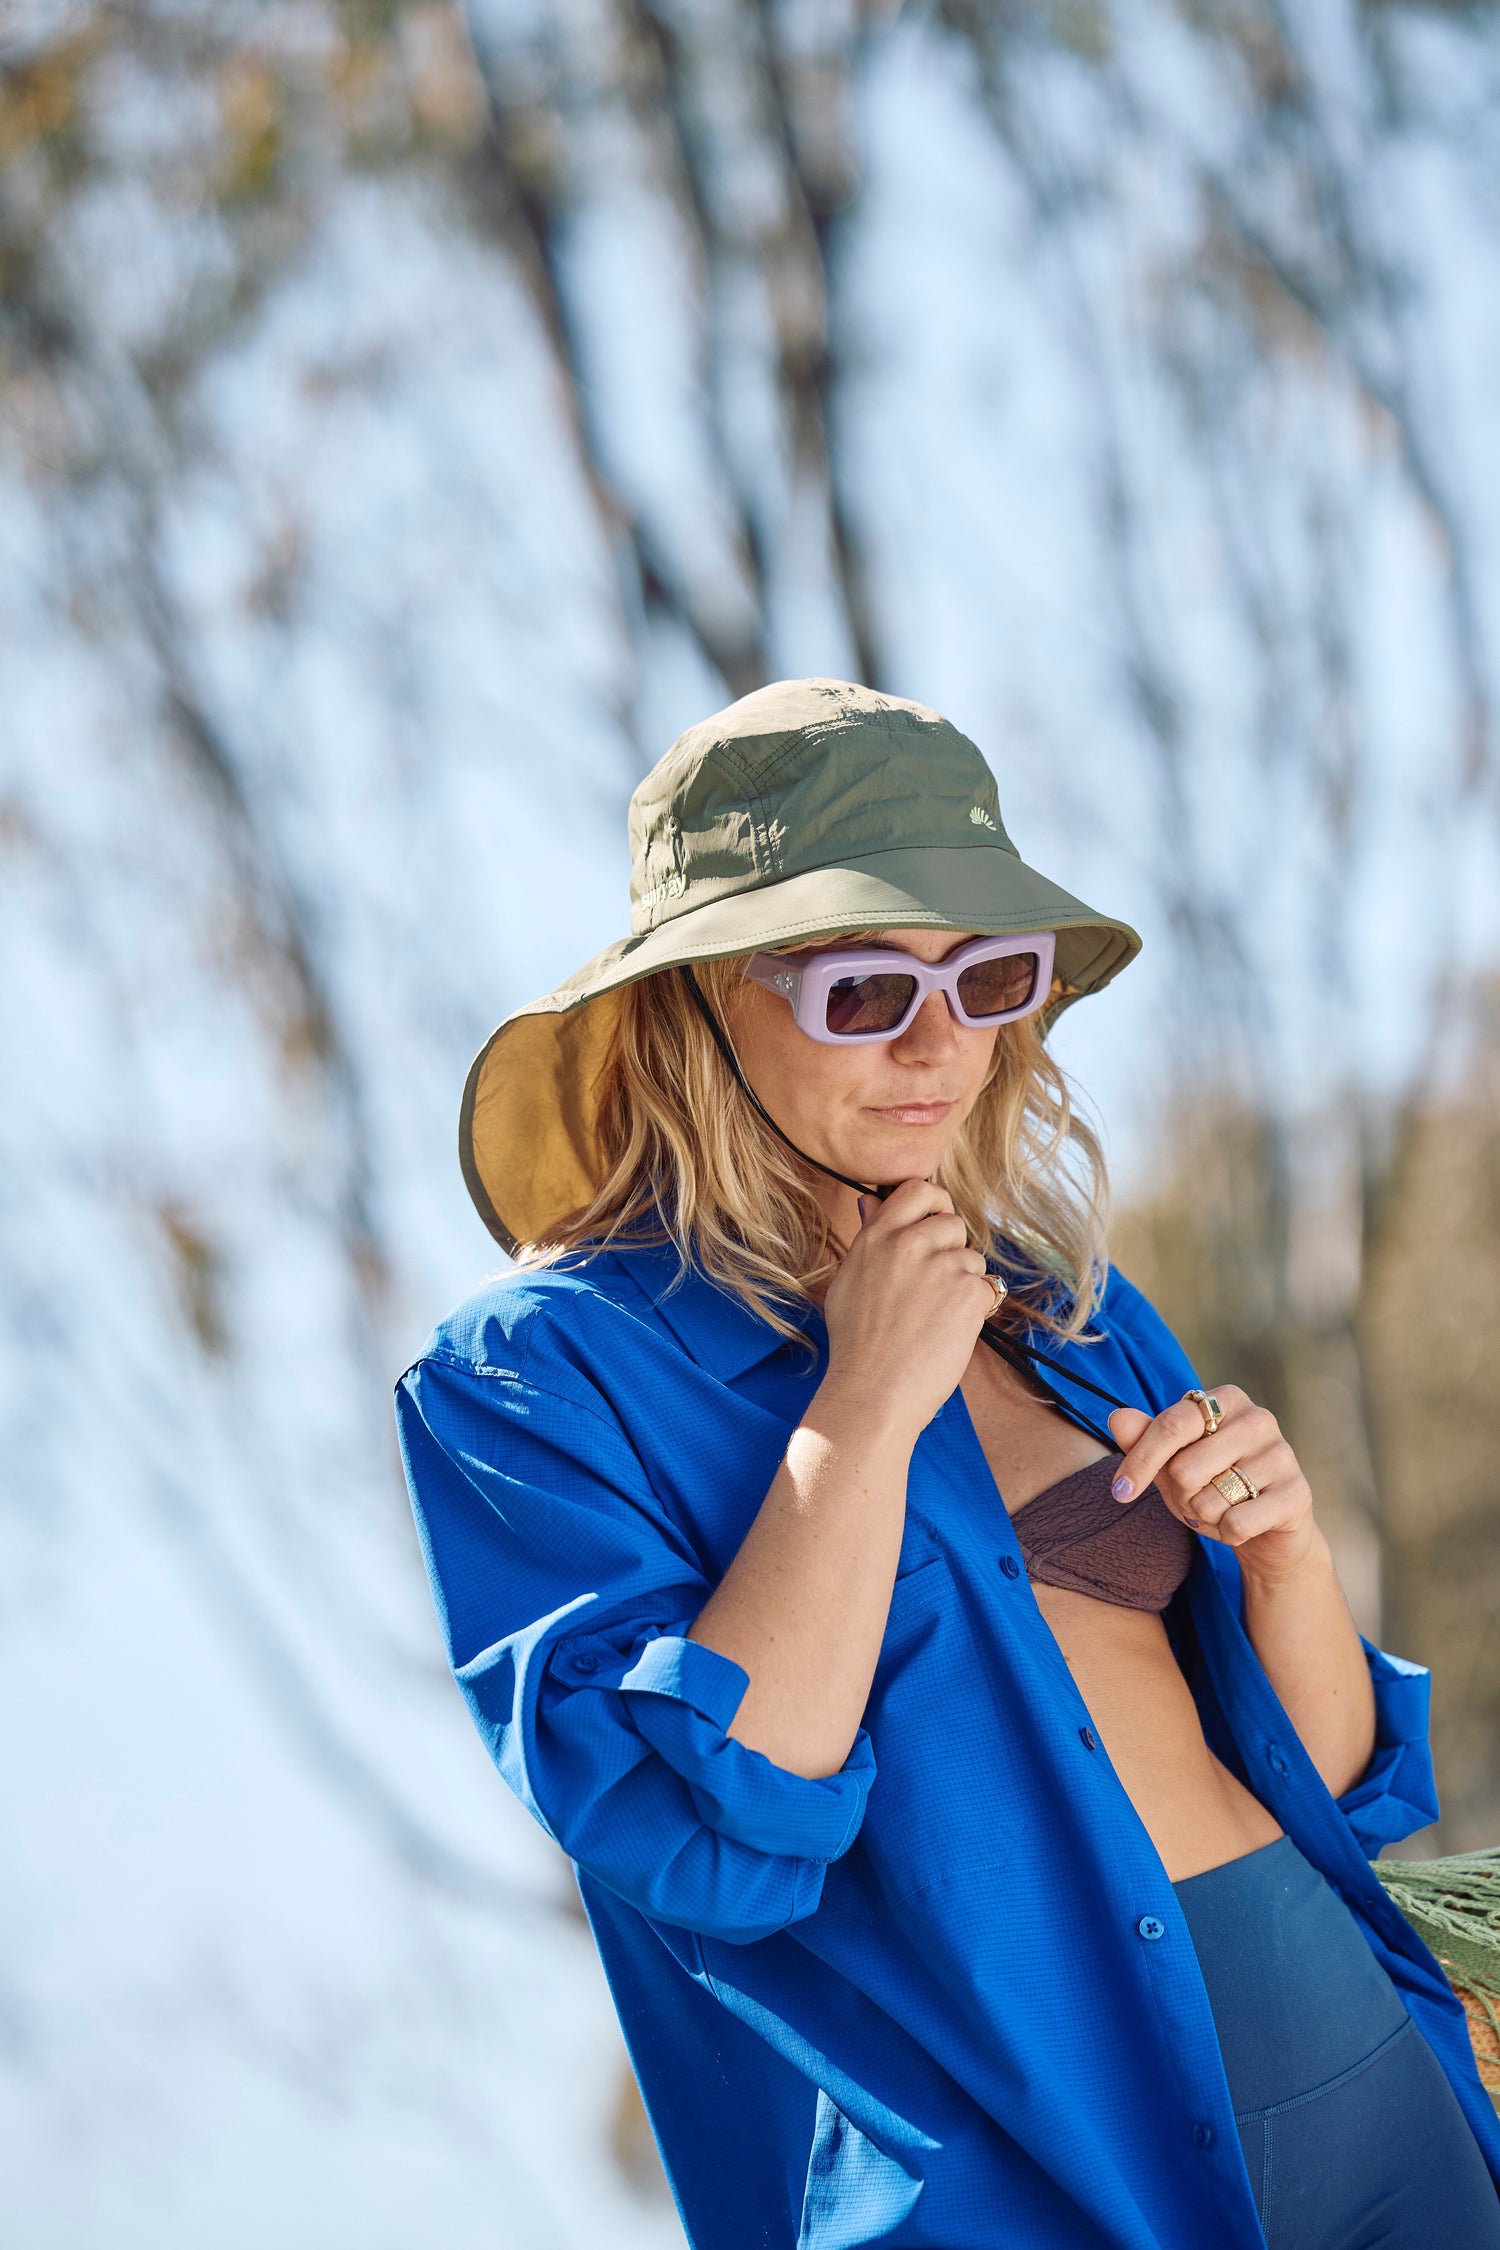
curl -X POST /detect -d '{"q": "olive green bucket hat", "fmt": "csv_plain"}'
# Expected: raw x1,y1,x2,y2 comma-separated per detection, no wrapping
461,678,1140,1252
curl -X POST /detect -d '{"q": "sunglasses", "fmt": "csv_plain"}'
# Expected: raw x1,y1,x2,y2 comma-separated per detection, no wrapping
743,931,1057,1045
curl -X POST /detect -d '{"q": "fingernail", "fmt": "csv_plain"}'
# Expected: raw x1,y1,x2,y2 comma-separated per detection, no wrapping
1111,1476,1133,1502
856,1197,870,1222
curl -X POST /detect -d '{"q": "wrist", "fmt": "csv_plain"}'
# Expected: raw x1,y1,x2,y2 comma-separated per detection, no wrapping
1236,1518,1333,1595
809,1372,923,1458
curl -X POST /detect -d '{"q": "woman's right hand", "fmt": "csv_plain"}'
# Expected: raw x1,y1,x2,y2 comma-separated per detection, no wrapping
819,1179,995,1441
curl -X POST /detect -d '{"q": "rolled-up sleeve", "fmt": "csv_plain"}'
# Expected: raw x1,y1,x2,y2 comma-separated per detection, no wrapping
394,1350,875,1944
1334,1638,1439,1857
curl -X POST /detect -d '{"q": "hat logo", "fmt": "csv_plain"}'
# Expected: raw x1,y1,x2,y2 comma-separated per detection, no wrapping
637,871,687,911
639,813,688,916
969,804,998,831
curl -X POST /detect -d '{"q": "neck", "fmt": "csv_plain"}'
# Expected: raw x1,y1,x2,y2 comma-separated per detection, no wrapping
811,1175,867,1258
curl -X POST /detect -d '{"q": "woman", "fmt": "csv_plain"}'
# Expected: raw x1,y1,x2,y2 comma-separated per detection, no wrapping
396,679,1500,2249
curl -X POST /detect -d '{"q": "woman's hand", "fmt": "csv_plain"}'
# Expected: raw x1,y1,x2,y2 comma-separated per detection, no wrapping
1107,1386,1316,1582
820,1179,994,1441
1110,1387,1377,1794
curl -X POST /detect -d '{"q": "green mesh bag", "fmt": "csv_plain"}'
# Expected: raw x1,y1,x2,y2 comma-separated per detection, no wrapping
1377,1851,1500,2105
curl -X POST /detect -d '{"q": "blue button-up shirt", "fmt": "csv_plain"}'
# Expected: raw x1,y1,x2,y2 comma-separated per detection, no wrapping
393,1241,1500,2248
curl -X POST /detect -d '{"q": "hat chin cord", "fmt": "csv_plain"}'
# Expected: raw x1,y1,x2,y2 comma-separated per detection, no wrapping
674,966,1132,1449
677,965,889,1202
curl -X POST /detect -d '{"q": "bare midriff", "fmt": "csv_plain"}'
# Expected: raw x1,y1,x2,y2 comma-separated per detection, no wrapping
959,1348,1284,1883
1028,1583,1284,1880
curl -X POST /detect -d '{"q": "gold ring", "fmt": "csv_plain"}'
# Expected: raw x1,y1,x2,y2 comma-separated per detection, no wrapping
984,1273,1008,1317
1210,1465,1258,1508
1186,1388,1223,1438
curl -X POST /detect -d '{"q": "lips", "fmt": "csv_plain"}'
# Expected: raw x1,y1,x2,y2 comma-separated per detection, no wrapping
865,1101,955,1126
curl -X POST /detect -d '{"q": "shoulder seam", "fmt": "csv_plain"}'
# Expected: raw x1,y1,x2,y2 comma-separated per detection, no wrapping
407,1345,654,1465
419,1346,527,1382
406,1261,644,1390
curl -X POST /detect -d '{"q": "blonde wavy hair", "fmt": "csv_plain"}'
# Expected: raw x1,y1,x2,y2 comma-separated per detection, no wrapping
519,937,1111,1344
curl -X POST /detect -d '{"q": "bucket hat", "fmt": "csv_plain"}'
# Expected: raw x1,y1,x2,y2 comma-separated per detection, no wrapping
461,678,1140,1252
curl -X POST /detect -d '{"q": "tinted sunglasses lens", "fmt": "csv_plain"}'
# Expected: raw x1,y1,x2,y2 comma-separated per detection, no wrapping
825,972,920,1037
956,951,1041,1021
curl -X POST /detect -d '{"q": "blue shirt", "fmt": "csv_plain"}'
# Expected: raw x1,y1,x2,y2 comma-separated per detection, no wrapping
393,1241,1500,2248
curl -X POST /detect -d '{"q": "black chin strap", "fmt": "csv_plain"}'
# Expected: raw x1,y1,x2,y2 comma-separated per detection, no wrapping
677,963,1132,1451
973,1330,1129,1451
677,965,885,1202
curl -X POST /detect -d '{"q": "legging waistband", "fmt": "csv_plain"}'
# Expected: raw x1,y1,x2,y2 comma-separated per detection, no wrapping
1170,1832,1409,2113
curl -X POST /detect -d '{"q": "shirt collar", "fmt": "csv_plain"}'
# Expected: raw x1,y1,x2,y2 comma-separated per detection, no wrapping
598,1239,825,1385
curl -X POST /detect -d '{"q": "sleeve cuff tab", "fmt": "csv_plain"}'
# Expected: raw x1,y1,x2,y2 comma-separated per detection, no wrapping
619,1632,750,1732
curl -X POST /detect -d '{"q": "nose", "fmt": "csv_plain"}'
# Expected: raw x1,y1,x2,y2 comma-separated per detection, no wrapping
890,987,964,1059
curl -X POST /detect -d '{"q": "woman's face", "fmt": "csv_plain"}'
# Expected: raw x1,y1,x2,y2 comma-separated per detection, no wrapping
725,927,1001,1204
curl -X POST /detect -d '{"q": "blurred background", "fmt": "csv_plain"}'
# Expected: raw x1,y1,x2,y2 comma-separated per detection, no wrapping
4,0,1499,2241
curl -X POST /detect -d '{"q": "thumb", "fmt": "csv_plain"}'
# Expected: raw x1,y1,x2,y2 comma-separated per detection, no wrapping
1108,1405,1152,1452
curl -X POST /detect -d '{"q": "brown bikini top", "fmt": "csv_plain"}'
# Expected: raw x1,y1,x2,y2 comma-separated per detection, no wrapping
1010,1454,1195,1613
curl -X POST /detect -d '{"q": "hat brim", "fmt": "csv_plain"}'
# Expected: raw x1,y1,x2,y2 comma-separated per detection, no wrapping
460,844,1140,1252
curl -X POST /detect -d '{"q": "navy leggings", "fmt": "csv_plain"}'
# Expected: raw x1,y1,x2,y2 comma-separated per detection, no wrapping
1172,1834,1500,2248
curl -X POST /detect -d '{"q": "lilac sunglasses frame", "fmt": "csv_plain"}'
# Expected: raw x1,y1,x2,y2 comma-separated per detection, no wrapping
742,930,1058,1045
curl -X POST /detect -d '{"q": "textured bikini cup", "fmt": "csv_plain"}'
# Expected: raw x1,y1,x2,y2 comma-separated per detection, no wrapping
1010,1453,1195,1612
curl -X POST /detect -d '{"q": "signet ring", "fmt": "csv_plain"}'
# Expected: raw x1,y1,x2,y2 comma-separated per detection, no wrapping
1185,1388,1223,1438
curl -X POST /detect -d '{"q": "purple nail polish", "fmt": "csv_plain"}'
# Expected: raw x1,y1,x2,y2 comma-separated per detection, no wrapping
1111,1476,1133,1502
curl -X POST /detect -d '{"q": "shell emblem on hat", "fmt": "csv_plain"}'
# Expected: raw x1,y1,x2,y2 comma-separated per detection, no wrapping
459,679,1142,1253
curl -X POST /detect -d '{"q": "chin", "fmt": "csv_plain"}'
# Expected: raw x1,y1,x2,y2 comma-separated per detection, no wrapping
859,1127,960,1180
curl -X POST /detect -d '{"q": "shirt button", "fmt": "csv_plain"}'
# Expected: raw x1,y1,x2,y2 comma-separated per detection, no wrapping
1079,1726,1098,1751
999,1554,1021,1580
572,1651,600,1676
1266,1742,1289,1776
1193,2123,1215,2150
1137,1915,1165,1942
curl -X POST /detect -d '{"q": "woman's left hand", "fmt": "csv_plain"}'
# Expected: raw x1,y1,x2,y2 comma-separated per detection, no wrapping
1107,1387,1316,1581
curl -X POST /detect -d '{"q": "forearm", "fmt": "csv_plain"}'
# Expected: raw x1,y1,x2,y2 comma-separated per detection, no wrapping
687,1379,916,1780
1239,1525,1377,1798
